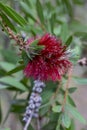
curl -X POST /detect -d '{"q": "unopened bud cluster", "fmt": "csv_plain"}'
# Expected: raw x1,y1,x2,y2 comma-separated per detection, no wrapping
23,80,45,122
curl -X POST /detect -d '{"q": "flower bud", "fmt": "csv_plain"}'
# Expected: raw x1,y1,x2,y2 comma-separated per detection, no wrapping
29,103,35,110
33,96,42,103
26,109,32,114
35,102,41,108
28,99,34,104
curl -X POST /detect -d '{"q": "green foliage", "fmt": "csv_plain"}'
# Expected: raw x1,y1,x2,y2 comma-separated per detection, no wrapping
0,2,27,27
52,105,62,113
0,76,28,91
65,35,73,47
0,12,16,32
22,39,45,65
74,77,87,85
6,65,24,75
68,87,77,94
36,0,45,25
20,1,37,22
62,112,71,128
65,104,86,124
0,0,87,130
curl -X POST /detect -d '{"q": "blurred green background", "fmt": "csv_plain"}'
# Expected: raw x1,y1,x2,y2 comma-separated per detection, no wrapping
0,0,87,130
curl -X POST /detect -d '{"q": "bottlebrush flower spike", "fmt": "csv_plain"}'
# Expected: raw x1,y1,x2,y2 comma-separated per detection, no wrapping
24,33,71,81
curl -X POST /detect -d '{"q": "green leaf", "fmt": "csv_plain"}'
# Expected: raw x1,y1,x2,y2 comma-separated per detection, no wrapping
67,96,76,107
60,23,69,43
56,114,62,130
42,122,56,130
27,125,34,130
41,89,53,104
73,0,83,4
63,0,73,17
11,99,26,105
0,2,27,26
40,106,50,116
62,113,71,128
0,61,15,72
7,65,24,75
52,105,62,113
65,104,86,124
50,112,59,122
65,35,73,47
30,39,44,50
0,128,11,130
68,87,77,93
74,77,87,85
20,1,37,22
36,0,45,24
70,20,87,34
0,12,16,32
0,85,9,89
66,119,75,130
30,39,39,47
22,40,44,66
0,76,28,91
50,13,56,33
22,50,30,66
1,49,18,64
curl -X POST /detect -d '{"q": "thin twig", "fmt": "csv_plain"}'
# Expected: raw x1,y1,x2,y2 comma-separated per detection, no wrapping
51,81,62,106
62,66,73,111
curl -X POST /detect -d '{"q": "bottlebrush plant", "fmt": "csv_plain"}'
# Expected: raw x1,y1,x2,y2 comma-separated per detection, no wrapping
0,0,87,130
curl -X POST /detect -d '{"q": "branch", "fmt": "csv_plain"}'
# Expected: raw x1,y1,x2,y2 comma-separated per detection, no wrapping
62,66,73,111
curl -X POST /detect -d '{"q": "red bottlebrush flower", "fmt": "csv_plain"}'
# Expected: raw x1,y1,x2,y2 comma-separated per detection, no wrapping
24,33,71,81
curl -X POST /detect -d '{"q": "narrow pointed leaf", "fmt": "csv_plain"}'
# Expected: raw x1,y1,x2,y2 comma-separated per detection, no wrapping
7,65,24,75
0,12,16,32
52,105,62,113
20,2,37,22
0,2,27,26
0,61,15,72
68,87,77,93
30,39,39,47
50,13,56,33
65,36,73,47
22,50,30,66
66,104,86,124
0,76,28,91
62,113,71,128
36,0,44,24
67,96,76,107
61,23,69,43
74,77,87,85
